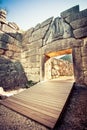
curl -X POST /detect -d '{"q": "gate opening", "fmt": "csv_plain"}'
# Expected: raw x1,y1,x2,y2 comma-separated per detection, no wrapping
45,49,74,80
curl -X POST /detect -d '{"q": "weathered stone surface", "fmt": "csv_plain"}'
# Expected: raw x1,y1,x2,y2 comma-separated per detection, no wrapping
45,57,73,80
62,19,72,38
61,5,79,18
24,27,34,38
83,71,87,85
49,17,72,41
70,17,87,29
82,56,87,70
1,24,22,41
27,39,42,49
27,74,40,82
0,57,28,90
0,18,6,23
51,17,63,39
65,9,87,23
13,53,21,60
2,24,16,34
42,38,81,54
0,9,7,16
29,24,50,42
41,17,53,28
8,22,20,30
34,23,41,31
5,50,14,58
73,26,87,38
25,68,40,74
0,40,8,49
74,69,84,85
0,49,4,55
25,48,40,56
72,47,83,83
0,9,7,23
7,44,21,52
0,30,15,43
81,46,87,57
15,32,22,42
29,55,40,63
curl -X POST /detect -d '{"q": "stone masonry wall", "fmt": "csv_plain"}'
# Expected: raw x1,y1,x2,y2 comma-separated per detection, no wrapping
21,17,53,82
0,5,87,87
22,5,87,86
0,9,27,90
45,58,73,80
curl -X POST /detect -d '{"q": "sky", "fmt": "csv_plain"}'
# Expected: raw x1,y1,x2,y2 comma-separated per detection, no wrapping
0,0,87,30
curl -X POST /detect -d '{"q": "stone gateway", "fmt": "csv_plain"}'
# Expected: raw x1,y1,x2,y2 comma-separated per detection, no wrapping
0,5,87,90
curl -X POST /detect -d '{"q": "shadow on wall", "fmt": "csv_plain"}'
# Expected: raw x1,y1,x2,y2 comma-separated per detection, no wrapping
0,32,28,91
0,57,28,91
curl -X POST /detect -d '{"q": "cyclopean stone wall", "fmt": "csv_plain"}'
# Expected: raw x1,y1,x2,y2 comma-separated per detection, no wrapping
21,17,53,82
0,9,28,90
21,5,87,86
0,5,87,88
45,58,73,80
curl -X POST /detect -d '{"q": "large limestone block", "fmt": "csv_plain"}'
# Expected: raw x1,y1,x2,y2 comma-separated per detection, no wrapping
0,30,15,43
31,68,40,74
73,26,87,38
23,27,34,38
1,24,22,41
15,32,22,42
5,50,14,58
29,55,40,63
81,46,87,57
41,17,53,28
0,9,7,23
61,5,79,18
65,9,87,23
42,38,81,54
13,53,21,60
82,56,87,70
29,24,50,42
7,44,21,52
0,18,6,23
74,69,84,85
72,47,83,83
62,20,72,38
0,40,8,49
70,17,87,29
8,22,20,30
2,24,16,34
34,23,41,31
26,48,40,56
0,57,28,90
28,39,42,49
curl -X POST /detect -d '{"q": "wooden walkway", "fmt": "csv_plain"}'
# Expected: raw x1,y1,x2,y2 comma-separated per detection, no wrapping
0,77,74,129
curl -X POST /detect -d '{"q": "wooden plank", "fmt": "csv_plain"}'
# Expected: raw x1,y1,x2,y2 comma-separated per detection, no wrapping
0,78,74,129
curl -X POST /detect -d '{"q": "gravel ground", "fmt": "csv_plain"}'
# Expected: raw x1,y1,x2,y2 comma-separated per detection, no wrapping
0,83,87,130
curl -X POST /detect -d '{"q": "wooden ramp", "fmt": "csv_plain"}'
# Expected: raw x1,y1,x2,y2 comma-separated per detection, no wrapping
0,78,74,129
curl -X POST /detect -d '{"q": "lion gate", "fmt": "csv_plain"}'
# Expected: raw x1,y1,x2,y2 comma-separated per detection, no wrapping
21,5,87,86
0,5,87,90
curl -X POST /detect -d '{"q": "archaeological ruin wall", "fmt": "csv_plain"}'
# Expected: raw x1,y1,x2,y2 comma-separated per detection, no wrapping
0,5,87,90
45,57,73,80
22,5,87,86
0,9,27,90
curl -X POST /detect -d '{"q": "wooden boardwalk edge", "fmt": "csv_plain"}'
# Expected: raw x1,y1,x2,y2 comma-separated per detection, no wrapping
0,79,74,129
